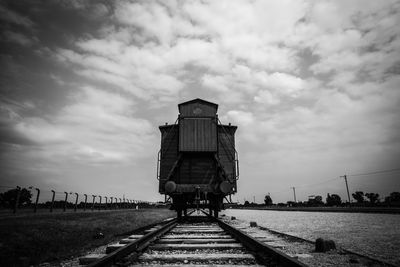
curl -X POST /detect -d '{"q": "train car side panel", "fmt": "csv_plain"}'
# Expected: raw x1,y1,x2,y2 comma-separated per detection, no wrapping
217,125,237,190
159,125,179,193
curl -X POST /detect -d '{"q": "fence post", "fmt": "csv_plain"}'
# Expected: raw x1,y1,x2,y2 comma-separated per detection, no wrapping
50,190,55,212
84,194,88,211
74,193,78,212
34,188,40,213
63,192,68,212
92,195,96,210
13,186,21,214
29,186,40,213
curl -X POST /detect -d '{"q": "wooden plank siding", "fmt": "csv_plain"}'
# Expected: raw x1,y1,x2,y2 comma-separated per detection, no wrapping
159,99,238,194
159,125,179,193
178,155,216,185
178,100,217,117
179,118,217,152
217,125,237,189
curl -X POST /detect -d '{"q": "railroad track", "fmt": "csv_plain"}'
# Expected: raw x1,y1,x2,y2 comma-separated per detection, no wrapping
84,210,306,267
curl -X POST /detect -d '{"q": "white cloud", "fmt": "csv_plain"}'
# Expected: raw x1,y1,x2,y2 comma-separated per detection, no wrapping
254,90,280,106
259,72,306,96
13,87,156,164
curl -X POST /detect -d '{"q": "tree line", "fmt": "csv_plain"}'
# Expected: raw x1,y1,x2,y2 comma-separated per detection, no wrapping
240,191,400,207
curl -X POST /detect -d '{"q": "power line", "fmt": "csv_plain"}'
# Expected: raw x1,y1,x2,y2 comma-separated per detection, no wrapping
296,177,340,189
348,168,400,177
268,177,340,195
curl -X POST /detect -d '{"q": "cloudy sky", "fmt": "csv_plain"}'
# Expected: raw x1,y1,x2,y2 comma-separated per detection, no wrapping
1,0,399,203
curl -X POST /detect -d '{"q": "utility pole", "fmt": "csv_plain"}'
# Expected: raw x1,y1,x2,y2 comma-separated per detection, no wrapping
341,175,351,204
291,187,297,203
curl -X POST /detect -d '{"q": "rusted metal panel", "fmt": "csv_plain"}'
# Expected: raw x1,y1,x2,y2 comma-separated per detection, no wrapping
179,118,217,152
179,99,218,117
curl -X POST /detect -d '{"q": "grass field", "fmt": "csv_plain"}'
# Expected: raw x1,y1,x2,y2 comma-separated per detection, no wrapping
0,208,175,266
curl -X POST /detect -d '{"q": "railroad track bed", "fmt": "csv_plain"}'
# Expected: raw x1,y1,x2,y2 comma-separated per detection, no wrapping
133,221,259,266
220,214,394,267
67,212,395,267
79,212,307,266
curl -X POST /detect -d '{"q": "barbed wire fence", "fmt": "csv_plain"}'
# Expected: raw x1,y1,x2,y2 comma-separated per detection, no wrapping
0,185,160,214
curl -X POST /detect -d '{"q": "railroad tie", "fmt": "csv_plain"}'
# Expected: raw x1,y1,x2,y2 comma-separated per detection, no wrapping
158,238,237,244
170,228,225,233
128,234,144,239
78,253,107,265
151,243,243,250
138,253,256,262
130,265,263,267
162,234,232,239
105,243,126,254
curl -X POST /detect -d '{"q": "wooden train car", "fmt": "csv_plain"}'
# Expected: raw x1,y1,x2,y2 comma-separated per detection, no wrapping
157,99,239,218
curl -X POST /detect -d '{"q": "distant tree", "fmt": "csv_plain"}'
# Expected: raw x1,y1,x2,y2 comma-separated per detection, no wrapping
384,192,400,206
287,201,295,207
244,200,250,206
326,194,342,206
0,188,32,209
365,193,380,204
308,195,324,206
352,191,365,204
264,195,273,205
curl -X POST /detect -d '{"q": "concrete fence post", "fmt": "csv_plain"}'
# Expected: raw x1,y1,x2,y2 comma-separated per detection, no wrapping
92,195,96,210
29,186,40,213
84,194,88,211
63,192,68,212
13,186,21,214
74,193,78,212
50,190,56,212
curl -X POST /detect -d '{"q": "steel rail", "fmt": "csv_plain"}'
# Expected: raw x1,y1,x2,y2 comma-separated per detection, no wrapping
88,209,306,267
88,218,178,267
200,210,307,267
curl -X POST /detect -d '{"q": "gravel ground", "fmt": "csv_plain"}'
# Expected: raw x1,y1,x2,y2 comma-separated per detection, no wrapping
222,216,391,267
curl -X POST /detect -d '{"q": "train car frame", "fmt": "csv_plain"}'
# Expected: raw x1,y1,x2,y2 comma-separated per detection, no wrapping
157,99,239,218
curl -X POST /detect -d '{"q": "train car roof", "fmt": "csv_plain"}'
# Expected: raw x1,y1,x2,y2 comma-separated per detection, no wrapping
178,98,218,109
159,123,237,130
159,124,177,130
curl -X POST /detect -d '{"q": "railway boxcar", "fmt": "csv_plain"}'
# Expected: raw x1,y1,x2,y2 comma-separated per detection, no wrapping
157,99,239,218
